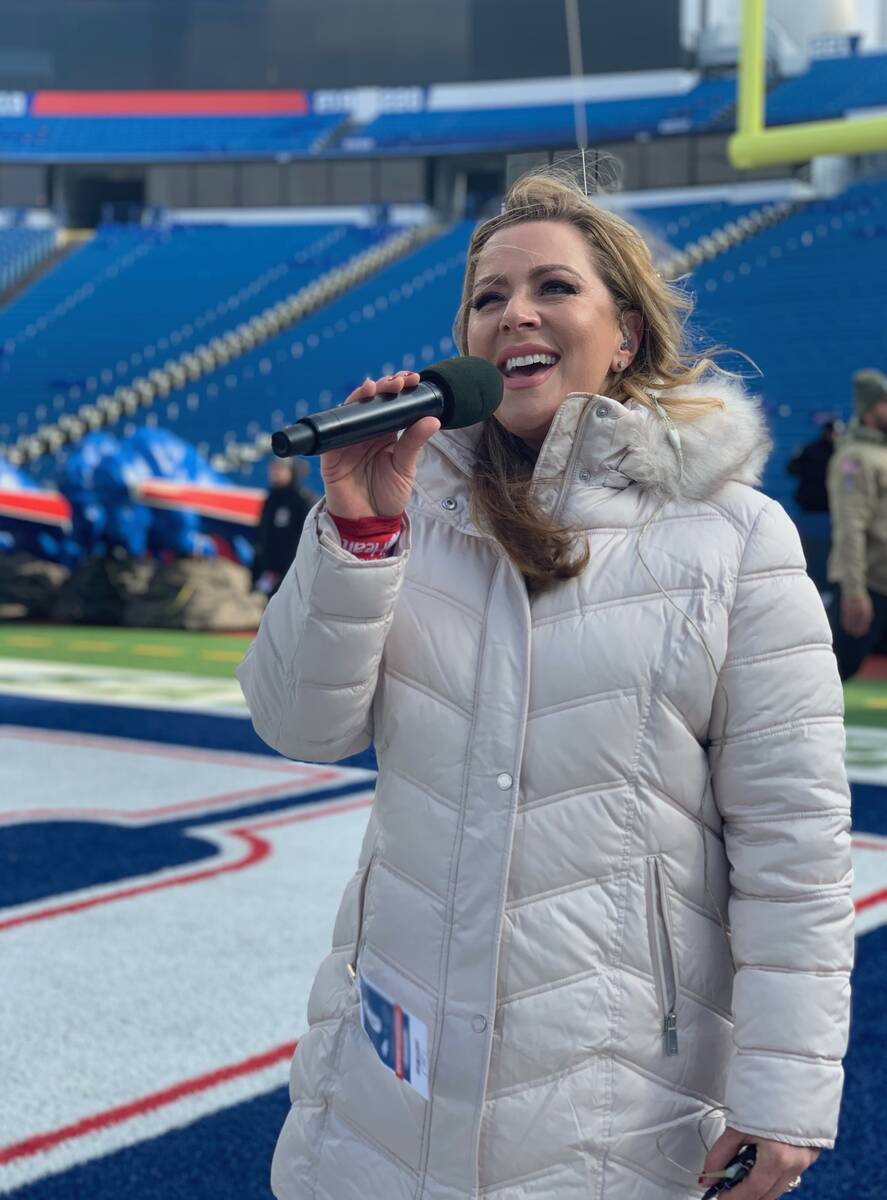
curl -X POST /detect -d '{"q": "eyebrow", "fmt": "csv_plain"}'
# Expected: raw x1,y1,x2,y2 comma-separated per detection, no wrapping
473,263,584,287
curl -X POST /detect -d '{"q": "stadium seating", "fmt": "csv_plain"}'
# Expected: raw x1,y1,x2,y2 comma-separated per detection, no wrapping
0,227,57,293
0,114,344,159
2,54,886,162
686,177,887,508
626,198,767,254
129,221,474,489
4,175,886,521
0,221,395,446
766,52,887,125
350,79,736,154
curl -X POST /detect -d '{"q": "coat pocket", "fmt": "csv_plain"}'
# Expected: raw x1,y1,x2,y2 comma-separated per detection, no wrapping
346,853,377,986
644,854,680,1056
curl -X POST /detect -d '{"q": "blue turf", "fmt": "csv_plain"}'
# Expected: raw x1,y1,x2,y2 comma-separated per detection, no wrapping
0,693,377,771
3,1087,288,1199
6,929,886,1197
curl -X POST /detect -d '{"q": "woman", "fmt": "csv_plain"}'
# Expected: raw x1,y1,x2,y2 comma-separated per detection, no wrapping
238,173,853,1200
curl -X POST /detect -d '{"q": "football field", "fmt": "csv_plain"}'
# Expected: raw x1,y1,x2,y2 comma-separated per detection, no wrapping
1,626,884,1199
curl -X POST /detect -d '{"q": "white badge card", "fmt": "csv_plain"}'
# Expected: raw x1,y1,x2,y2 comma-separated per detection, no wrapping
358,969,430,1100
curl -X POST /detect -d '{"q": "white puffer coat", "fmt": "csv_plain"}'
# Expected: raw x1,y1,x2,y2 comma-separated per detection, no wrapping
238,381,853,1200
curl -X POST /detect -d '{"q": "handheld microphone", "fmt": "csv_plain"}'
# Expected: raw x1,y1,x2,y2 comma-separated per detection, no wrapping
270,356,503,457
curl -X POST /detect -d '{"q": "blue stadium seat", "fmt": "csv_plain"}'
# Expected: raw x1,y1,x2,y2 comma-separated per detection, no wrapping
130,221,474,491
0,222,393,444
0,114,343,159
767,53,887,125
686,177,887,509
352,80,737,154
0,227,56,292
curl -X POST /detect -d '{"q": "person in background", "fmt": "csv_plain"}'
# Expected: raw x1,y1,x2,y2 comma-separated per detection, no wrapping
788,419,839,513
787,419,841,593
251,457,316,597
827,367,887,679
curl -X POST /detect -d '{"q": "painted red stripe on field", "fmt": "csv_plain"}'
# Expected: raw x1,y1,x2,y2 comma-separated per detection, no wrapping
31,91,309,117
0,726,336,777
0,777,317,826
0,829,268,932
0,792,372,931
0,1039,297,1166
851,836,887,851
856,887,887,913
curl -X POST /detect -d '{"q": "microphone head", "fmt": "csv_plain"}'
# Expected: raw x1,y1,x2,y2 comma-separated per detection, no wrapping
419,356,503,430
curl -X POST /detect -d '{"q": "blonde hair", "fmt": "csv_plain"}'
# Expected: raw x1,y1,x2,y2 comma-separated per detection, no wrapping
456,169,726,594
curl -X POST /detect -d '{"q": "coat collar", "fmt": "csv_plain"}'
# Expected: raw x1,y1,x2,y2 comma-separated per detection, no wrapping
844,419,887,448
429,374,772,505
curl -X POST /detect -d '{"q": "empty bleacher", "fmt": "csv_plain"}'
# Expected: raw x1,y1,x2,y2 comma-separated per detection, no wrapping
766,52,887,125
2,173,886,522
0,227,58,293
687,177,887,508
0,221,396,445
135,221,473,486
351,79,736,154
0,114,344,160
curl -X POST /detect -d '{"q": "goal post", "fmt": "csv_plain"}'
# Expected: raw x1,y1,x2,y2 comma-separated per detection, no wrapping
728,0,887,169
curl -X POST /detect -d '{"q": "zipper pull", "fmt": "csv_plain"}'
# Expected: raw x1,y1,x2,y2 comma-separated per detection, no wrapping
664,1011,678,1056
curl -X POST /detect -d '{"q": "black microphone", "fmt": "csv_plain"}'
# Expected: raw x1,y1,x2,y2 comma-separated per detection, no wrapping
270,356,503,457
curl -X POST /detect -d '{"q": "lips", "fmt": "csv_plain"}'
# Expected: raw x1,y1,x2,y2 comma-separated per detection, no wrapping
502,362,558,391
495,344,561,391
495,344,560,372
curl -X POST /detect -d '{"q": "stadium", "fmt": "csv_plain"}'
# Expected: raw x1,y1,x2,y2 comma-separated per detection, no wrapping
1,0,887,1196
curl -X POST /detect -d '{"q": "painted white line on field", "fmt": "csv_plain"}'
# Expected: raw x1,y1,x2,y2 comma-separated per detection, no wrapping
0,726,371,826
0,798,372,1190
0,656,248,713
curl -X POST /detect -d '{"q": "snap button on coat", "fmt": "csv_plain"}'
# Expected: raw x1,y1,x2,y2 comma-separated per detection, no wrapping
471,1015,488,1033
496,772,513,790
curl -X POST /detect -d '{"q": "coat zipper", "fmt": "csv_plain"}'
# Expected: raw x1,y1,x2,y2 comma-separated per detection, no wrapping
644,855,680,1056
346,854,376,985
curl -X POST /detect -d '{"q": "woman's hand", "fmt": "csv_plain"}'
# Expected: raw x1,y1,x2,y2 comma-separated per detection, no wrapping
320,371,441,520
700,1127,819,1198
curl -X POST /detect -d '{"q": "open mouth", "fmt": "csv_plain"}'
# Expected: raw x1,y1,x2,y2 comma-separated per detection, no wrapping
500,352,560,378
497,350,561,389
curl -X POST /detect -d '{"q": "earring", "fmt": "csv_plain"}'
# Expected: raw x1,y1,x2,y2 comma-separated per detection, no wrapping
620,337,631,350
617,360,626,371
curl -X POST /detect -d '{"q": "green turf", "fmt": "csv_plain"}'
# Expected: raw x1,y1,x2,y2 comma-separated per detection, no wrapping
0,624,253,678
1,626,886,722
844,679,887,729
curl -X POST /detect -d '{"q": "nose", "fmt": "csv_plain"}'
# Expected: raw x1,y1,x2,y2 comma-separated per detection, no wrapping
499,290,541,332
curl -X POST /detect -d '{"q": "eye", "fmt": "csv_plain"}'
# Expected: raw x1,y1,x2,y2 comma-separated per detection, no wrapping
471,290,503,310
540,278,577,296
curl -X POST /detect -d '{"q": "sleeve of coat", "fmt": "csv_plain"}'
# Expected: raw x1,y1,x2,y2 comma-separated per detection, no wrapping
236,501,410,762
826,447,876,597
709,499,854,1148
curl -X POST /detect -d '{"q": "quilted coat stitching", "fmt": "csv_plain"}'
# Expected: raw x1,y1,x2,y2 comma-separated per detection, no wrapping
239,382,853,1199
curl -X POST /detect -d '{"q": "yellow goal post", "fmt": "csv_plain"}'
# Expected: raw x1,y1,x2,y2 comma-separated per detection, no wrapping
728,0,887,169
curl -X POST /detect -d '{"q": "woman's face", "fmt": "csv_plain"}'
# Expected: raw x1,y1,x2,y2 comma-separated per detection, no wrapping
465,220,633,448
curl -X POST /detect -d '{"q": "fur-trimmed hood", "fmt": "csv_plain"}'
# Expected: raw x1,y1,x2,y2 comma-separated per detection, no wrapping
623,374,772,500
433,374,773,505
